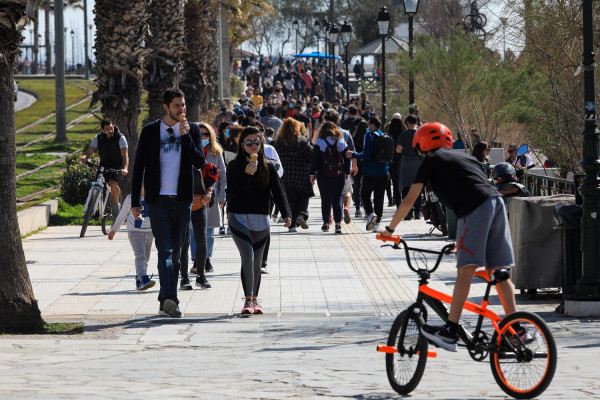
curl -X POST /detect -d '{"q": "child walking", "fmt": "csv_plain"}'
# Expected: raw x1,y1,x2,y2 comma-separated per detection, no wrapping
108,187,156,291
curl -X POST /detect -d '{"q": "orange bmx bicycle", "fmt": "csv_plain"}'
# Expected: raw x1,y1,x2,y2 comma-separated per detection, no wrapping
375,235,556,399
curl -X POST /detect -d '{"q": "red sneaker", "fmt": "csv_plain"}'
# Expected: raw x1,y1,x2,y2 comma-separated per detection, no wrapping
241,298,254,315
253,300,263,314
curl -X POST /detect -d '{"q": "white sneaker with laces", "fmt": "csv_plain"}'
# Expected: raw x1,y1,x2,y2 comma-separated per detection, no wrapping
372,223,381,233
366,213,377,231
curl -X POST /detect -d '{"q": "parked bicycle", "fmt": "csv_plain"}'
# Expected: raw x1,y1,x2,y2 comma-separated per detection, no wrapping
375,234,556,399
80,161,121,237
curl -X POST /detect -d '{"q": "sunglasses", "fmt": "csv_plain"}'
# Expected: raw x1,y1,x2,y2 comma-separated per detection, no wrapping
508,149,516,153
166,127,176,143
244,139,262,146
200,131,210,137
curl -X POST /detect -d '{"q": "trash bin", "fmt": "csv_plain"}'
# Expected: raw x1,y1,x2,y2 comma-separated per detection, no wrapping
509,195,576,297
446,206,457,239
553,204,583,297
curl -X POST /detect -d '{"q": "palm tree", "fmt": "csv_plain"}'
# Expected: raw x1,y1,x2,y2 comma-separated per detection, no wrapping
0,0,44,331
180,0,219,121
91,0,151,198
144,0,186,122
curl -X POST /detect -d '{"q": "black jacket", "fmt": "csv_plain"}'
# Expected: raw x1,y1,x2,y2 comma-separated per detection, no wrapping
131,119,206,207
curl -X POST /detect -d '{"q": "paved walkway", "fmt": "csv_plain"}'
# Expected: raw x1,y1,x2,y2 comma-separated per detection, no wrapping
2,197,599,399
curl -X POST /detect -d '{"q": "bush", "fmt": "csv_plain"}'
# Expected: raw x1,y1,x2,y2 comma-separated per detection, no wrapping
60,143,97,205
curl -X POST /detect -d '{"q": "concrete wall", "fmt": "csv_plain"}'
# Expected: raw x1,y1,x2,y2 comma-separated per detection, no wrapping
17,199,58,237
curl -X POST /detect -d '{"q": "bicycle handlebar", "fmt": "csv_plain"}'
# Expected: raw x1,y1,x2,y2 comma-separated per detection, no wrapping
85,160,122,175
376,234,456,274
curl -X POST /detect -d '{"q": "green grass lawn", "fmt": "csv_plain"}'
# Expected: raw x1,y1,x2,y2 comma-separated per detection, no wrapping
16,153,62,175
15,164,65,199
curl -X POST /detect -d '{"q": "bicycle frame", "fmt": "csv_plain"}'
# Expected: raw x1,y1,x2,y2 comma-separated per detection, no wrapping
376,235,517,357
82,163,112,217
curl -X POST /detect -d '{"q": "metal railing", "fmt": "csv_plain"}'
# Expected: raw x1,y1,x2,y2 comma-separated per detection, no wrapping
523,172,577,197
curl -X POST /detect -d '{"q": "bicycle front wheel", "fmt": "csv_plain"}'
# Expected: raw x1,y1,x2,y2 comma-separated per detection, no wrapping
101,194,116,235
490,311,557,399
433,202,448,236
80,188,100,238
385,307,428,395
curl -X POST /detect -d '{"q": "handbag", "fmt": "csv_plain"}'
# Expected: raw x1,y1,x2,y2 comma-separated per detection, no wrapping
192,194,205,212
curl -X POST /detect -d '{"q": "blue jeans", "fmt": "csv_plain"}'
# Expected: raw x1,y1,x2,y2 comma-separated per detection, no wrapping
147,196,191,306
206,228,215,258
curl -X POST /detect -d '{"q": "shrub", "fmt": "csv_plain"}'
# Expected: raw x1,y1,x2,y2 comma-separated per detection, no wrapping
60,142,97,205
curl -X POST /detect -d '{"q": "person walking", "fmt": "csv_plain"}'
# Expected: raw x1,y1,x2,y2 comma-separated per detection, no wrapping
388,114,407,207
107,185,156,291
226,127,291,314
274,118,314,231
131,88,207,318
199,122,227,275
348,115,388,232
351,119,368,218
396,114,423,219
310,121,351,234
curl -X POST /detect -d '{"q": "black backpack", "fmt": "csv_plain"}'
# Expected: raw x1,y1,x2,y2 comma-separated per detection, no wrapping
294,77,306,91
371,133,394,164
322,140,344,178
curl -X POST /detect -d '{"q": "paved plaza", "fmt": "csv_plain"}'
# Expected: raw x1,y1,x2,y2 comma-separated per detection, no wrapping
1,198,599,399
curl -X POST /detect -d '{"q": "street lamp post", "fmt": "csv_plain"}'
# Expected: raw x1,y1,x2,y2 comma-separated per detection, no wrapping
565,0,600,314
88,25,93,74
403,0,420,115
63,27,68,72
314,19,321,76
341,20,352,106
328,24,339,102
376,6,390,125
292,19,299,55
70,29,75,73
84,0,89,79
322,18,330,100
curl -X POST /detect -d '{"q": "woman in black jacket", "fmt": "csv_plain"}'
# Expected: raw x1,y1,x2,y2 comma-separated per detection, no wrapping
227,127,291,315
274,118,314,231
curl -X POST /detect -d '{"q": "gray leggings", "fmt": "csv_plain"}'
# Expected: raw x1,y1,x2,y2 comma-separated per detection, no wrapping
228,214,269,297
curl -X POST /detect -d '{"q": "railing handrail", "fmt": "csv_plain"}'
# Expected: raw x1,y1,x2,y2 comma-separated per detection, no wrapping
524,172,577,197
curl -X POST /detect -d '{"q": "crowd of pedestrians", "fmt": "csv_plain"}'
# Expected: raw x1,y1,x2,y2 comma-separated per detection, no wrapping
105,74,427,318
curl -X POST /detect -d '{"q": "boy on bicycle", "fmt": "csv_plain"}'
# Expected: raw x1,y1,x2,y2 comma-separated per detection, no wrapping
379,122,524,352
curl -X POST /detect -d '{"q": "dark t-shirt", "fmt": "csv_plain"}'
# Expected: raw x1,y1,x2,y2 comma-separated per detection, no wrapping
414,148,500,218
397,129,419,159
293,113,311,130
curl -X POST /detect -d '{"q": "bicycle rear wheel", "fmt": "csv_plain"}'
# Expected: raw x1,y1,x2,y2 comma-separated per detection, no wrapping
101,194,116,235
432,202,448,236
80,188,100,238
490,311,557,399
385,307,428,395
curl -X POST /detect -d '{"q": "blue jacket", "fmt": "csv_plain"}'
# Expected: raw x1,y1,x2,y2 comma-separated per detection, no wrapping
131,119,207,207
352,130,388,176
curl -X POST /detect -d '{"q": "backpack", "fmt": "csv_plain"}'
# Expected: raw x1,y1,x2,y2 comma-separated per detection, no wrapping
322,140,344,178
371,132,394,164
294,77,306,91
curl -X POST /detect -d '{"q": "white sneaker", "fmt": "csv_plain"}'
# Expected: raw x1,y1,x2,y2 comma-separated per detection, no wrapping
366,212,377,231
372,223,381,233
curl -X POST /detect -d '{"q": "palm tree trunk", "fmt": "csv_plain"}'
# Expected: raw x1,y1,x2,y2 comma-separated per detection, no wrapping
180,0,219,121
44,7,52,74
91,1,151,198
145,0,186,122
0,1,44,332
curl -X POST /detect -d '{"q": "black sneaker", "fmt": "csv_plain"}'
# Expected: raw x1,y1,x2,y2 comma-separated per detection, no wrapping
195,273,212,289
321,223,330,232
420,324,458,352
205,258,214,273
335,223,342,234
404,210,415,221
180,278,193,290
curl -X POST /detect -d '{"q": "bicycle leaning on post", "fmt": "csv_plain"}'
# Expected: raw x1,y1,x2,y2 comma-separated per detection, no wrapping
80,161,121,238
375,234,557,399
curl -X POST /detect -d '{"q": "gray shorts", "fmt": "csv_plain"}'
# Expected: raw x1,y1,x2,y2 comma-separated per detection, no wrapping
455,196,514,269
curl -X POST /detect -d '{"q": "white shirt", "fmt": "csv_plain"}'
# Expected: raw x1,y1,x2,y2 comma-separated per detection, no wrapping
264,144,284,178
159,121,182,196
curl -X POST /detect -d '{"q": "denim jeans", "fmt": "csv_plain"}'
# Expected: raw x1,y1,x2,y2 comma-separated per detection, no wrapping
147,196,191,307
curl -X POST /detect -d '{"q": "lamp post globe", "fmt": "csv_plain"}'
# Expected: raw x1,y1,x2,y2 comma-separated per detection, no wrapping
376,6,391,125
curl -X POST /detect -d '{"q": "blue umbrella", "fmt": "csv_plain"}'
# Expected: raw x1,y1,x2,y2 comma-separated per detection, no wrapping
293,51,340,60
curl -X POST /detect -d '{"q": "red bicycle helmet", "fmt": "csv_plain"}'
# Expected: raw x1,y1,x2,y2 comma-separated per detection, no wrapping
413,122,453,152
